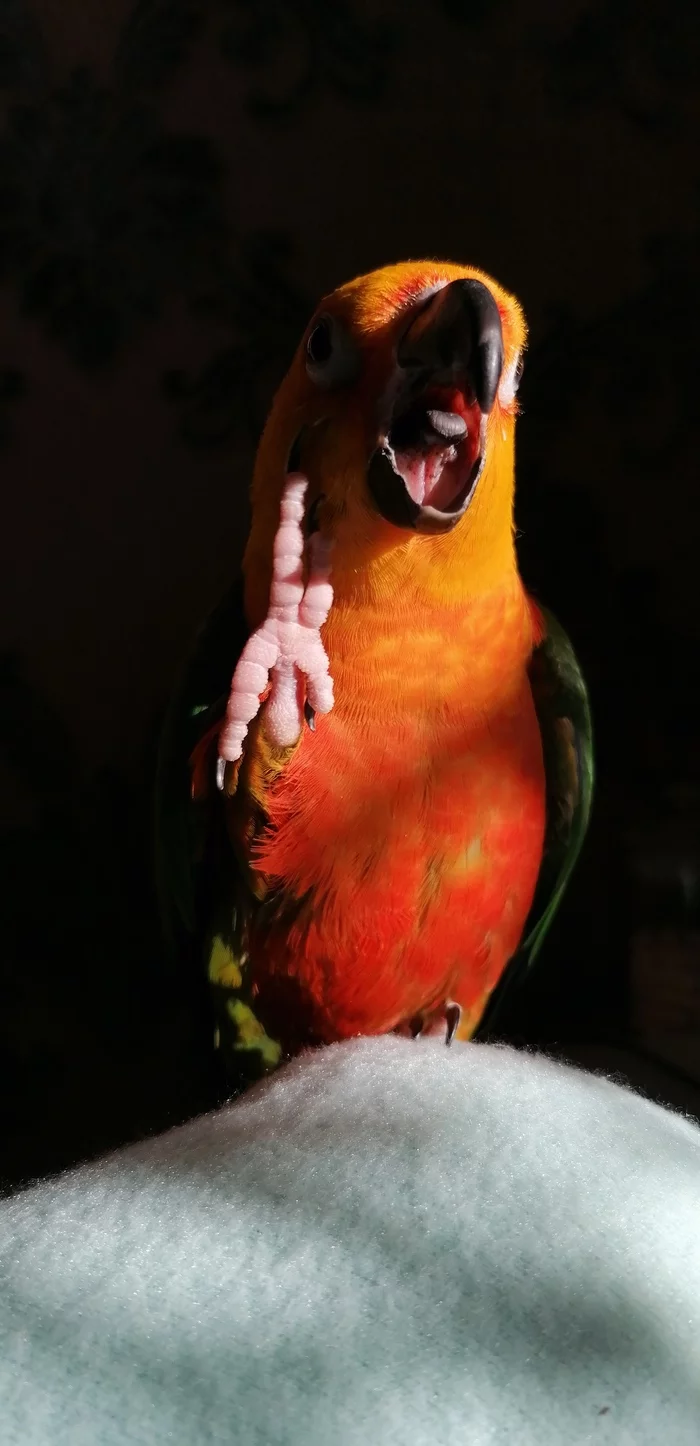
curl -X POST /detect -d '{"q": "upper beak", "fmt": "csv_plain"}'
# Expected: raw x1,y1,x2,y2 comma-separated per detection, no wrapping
397,277,504,414
367,278,505,534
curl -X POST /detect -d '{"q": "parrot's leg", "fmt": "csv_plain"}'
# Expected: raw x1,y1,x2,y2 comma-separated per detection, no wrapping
217,474,334,789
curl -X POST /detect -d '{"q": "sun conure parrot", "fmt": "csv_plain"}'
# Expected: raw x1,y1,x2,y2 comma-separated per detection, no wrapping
156,259,593,1089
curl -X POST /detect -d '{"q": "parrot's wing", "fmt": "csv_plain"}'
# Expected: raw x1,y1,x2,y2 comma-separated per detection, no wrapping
155,581,286,1086
477,606,594,1034
521,605,595,966
154,579,248,960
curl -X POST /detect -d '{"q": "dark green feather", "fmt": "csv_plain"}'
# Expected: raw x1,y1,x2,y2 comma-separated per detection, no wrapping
154,579,247,958
477,606,594,1033
155,580,285,1087
522,607,594,964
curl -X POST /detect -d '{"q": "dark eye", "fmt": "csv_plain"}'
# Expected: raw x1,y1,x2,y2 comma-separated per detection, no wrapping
304,313,360,390
306,318,333,365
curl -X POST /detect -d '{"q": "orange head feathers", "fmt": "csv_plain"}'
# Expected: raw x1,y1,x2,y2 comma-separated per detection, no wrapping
243,260,527,624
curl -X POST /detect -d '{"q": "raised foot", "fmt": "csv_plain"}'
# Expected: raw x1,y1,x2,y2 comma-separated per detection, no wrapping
217,474,334,787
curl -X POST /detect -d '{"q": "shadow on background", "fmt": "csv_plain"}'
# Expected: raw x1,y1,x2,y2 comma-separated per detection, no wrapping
1,0,699,1187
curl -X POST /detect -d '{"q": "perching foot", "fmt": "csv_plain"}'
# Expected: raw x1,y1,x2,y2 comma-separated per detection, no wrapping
217,474,334,786
400,1001,463,1044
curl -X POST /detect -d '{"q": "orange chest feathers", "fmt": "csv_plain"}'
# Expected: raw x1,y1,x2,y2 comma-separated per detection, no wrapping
244,580,546,1041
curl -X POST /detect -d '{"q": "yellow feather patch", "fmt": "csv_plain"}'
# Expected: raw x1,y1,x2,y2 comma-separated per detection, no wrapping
226,1000,283,1069
207,935,243,991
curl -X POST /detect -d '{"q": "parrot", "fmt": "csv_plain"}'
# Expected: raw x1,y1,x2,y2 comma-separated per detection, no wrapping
156,259,594,1089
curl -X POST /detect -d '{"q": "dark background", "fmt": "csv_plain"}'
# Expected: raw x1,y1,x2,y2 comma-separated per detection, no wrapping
1,0,699,1188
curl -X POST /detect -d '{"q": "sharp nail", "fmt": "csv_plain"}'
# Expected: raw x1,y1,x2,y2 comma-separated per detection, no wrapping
409,1015,424,1039
445,1003,461,1047
216,758,226,792
304,700,316,731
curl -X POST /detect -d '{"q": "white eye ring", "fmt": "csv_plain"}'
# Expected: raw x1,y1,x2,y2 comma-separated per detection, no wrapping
304,313,360,390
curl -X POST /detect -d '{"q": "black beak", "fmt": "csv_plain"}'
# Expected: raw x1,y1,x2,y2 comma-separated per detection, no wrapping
397,278,504,414
368,278,504,535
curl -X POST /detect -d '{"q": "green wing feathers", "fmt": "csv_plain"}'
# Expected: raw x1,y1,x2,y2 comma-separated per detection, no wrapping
522,606,594,967
476,607,594,1036
154,580,247,956
154,579,284,1085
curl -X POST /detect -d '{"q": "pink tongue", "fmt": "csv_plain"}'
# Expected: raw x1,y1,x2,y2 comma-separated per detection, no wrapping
401,446,455,506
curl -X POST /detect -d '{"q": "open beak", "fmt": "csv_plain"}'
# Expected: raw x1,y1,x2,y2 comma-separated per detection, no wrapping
367,278,505,535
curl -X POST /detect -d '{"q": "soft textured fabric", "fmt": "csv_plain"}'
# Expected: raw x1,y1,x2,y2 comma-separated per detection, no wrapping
1,1038,699,1445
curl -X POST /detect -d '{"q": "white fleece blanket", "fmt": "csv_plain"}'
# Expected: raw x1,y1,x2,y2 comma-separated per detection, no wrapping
1,1037,699,1445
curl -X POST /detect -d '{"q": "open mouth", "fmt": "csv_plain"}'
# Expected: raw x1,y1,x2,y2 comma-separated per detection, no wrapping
381,385,483,527
367,278,503,535
368,382,486,536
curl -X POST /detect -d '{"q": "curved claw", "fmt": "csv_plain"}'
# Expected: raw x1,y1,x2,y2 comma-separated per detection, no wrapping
402,1003,463,1042
445,1002,462,1047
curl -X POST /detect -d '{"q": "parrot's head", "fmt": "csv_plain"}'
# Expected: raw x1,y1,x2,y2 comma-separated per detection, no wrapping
245,260,526,616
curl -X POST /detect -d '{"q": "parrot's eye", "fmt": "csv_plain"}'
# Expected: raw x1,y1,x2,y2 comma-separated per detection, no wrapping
306,318,333,365
305,313,360,389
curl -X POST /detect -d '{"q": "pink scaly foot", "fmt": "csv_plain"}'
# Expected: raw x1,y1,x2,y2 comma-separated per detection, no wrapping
216,474,334,789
